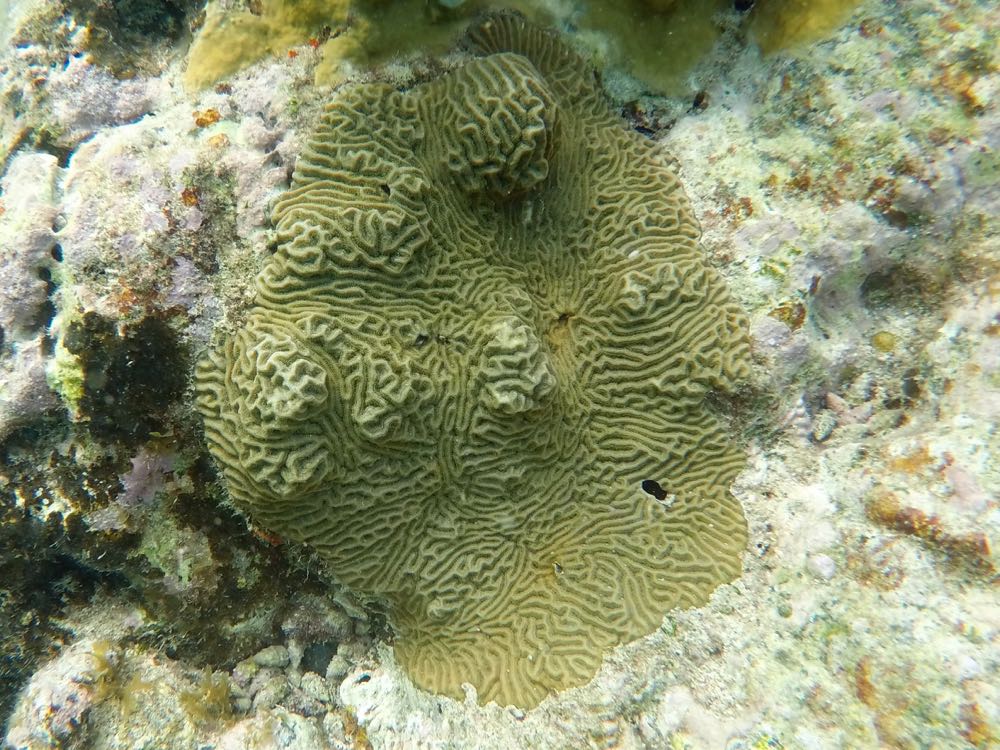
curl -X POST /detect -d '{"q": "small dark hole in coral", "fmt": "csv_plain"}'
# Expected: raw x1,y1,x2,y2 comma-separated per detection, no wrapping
356,673,371,684
301,641,338,675
882,207,909,229
40,302,57,330
414,333,429,347
860,268,902,309
50,244,63,262
691,90,710,112
0,324,5,348
641,479,667,501
735,0,754,12
32,266,59,334
380,183,391,196
32,129,75,167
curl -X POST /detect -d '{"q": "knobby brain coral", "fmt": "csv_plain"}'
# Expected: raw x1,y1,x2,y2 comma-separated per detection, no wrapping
196,14,751,709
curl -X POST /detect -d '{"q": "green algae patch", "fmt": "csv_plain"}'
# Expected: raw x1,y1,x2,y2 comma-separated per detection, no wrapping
751,0,866,55
47,337,86,415
581,0,729,95
196,15,751,708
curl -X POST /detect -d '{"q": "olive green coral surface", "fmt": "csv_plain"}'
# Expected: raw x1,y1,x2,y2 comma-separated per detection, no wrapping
195,15,751,709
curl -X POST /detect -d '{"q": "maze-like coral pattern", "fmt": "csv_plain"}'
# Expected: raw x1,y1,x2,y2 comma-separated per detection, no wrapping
196,14,751,709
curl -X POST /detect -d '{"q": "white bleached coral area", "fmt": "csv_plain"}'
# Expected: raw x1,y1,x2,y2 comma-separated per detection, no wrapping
2,0,999,748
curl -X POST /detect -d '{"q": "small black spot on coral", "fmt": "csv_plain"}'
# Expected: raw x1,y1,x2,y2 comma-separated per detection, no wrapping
641,479,667,501
32,266,59,346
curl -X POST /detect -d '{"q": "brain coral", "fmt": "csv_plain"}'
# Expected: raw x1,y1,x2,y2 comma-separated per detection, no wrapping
196,14,751,709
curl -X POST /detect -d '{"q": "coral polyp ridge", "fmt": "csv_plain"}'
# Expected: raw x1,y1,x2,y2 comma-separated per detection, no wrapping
195,14,751,709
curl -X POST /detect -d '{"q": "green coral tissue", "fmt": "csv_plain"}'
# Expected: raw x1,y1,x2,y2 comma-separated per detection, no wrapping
196,15,752,709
